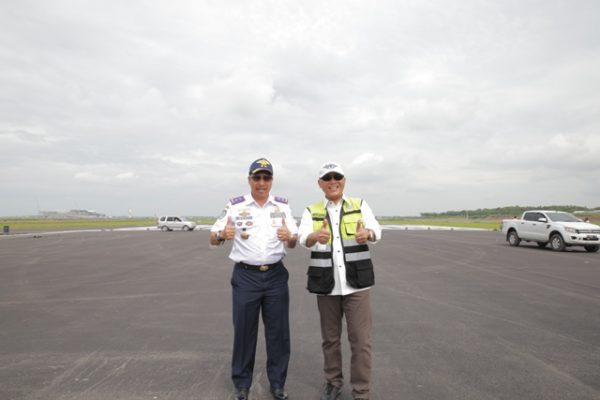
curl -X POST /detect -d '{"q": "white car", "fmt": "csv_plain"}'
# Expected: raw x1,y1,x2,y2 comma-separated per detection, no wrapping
157,216,196,232
501,211,600,252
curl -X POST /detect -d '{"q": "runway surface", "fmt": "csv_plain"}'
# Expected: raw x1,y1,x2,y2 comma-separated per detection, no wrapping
0,229,599,400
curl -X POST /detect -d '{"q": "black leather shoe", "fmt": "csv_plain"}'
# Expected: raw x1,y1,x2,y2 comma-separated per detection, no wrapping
270,387,289,400
234,387,249,400
320,382,341,400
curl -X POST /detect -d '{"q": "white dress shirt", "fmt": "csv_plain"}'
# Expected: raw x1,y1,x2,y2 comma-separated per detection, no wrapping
211,194,298,265
298,195,381,296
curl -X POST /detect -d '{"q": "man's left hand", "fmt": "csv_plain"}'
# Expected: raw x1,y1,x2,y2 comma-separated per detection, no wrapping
277,218,291,242
355,219,370,244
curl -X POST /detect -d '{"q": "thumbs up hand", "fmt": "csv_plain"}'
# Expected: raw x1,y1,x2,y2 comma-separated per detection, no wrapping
223,216,236,240
355,218,370,244
316,218,331,244
277,217,291,242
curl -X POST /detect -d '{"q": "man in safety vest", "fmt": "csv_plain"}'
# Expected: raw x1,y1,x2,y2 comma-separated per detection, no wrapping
298,161,382,400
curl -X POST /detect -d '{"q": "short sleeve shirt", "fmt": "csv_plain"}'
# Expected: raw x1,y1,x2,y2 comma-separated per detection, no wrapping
211,194,298,265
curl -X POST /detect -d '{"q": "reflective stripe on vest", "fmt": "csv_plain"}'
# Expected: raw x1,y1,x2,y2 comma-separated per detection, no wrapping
308,197,371,274
309,244,333,268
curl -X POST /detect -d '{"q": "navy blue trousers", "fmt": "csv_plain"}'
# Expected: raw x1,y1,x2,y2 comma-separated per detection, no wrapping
230,261,290,390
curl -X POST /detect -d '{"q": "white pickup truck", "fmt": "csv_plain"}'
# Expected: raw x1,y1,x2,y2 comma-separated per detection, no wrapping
501,210,600,252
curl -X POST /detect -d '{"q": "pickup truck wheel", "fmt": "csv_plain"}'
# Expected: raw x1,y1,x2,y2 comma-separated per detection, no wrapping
584,245,599,253
183,225,190,231
537,242,548,248
550,233,566,251
507,230,521,246
161,226,169,232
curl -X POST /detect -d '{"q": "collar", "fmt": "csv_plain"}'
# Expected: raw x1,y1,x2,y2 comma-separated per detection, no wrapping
247,194,275,207
323,194,347,208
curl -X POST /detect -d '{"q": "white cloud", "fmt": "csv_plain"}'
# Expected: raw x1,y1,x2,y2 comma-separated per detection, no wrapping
1,0,599,216
116,172,137,181
74,172,103,183
352,153,384,166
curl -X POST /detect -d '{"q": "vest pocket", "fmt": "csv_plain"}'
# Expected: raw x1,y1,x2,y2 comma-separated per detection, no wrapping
347,260,374,288
343,221,357,236
306,266,334,294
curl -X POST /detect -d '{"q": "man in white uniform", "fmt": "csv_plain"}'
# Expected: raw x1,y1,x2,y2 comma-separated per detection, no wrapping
210,158,298,400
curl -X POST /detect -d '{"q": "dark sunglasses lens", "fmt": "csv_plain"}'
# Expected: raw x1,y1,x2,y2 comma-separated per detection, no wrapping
252,174,272,181
322,173,344,181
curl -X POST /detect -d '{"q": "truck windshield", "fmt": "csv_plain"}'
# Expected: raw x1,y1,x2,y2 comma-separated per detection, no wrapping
546,212,579,222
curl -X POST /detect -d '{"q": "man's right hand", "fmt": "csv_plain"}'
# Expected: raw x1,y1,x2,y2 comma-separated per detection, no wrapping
316,218,330,244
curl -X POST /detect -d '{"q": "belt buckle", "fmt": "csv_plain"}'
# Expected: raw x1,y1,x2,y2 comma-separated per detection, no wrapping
259,265,269,272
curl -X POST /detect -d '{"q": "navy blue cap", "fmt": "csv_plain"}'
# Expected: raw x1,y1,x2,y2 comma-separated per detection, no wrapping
249,158,273,175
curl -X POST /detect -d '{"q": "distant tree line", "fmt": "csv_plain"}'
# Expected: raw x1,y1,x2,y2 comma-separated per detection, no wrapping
418,205,600,219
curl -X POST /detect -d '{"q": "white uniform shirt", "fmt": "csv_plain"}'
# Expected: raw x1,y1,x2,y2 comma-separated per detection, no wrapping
298,195,382,296
211,194,298,265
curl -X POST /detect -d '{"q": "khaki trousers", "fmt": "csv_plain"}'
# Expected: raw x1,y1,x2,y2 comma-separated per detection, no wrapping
317,290,372,399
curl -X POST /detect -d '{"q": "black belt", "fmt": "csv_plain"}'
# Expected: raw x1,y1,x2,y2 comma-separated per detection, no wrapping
235,261,281,272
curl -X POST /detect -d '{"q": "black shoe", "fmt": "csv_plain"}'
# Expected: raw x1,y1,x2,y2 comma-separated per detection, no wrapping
270,387,289,400
320,382,341,400
234,387,249,400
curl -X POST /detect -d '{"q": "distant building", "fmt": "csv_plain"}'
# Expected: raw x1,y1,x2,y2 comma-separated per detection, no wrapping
39,209,106,218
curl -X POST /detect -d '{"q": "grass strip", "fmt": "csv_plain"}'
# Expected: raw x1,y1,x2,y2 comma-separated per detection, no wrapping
1,217,501,232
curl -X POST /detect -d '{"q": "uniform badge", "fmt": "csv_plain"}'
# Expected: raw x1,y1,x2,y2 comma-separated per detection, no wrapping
238,209,252,220
274,196,288,204
230,195,245,205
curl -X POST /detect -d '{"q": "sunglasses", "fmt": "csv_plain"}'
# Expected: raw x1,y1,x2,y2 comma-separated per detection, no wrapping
251,174,273,182
321,173,344,181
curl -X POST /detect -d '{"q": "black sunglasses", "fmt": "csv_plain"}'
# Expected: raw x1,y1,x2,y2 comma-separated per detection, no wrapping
251,174,273,182
321,173,344,181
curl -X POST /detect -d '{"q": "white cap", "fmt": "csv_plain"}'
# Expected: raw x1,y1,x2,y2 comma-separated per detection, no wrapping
318,161,345,178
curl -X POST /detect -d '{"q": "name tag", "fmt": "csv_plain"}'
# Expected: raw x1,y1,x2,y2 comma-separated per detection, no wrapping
271,218,283,227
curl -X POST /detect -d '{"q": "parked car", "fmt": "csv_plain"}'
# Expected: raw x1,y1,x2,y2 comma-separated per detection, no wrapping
501,210,600,252
157,216,196,232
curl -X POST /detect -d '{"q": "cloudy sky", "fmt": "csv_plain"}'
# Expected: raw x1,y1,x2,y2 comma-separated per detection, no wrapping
1,0,599,218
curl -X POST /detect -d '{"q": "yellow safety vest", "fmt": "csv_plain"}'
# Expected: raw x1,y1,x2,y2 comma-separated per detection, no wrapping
306,197,374,294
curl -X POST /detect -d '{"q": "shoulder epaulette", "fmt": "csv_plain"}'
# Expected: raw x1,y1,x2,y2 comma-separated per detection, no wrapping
230,195,245,205
274,196,288,204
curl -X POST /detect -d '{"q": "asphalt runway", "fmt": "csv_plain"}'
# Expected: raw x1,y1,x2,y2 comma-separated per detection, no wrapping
1,229,599,400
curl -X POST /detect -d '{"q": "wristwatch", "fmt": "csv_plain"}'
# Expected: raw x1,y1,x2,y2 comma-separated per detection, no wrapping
217,231,225,243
